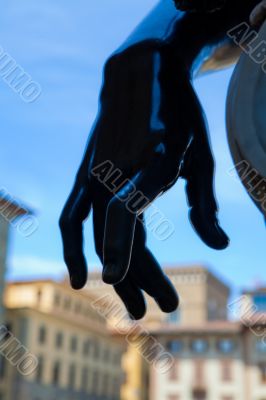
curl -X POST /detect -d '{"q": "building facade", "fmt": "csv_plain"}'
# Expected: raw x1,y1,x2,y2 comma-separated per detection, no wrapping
86,266,230,328
0,195,29,327
2,280,125,400
149,321,266,400
0,265,265,400
86,267,265,400
86,266,235,400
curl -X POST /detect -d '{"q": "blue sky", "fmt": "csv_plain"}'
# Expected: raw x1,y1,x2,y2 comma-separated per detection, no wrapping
0,0,265,297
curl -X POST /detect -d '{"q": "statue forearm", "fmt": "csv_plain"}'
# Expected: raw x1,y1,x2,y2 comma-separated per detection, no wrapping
108,0,260,80
250,0,266,26
174,0,226,13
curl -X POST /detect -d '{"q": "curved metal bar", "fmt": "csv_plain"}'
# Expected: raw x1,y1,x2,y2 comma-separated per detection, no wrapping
227,21,266,217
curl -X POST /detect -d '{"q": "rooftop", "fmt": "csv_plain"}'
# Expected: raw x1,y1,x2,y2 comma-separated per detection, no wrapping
0,195,32,220
243,287,266,295
86,264,231,294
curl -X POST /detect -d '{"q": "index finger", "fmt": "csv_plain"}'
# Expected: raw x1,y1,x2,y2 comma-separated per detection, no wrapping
59,177,92,289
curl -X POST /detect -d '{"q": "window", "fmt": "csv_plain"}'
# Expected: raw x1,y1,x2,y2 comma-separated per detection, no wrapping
75,301,82,313
52,361,61,386
38,326,46,344
168,360,179,381
166,310,180,324
167,340,183,354
68,363,76,389
194,360,204,384
114,350,121,364
256,340,266,353
92,370,99,395
102,373,109,396
221,360,233,382
81,367,89,391
112,377,121,398
64,296,71,310
55,332,63,349
93,341,100,359
0,356,6,379
83,340,90,356
192,389,206,400
36,289,42,304
103,347,110,361
253,293,266,312
259,363,266,384
85,307,92,318
191,339,209,354
208,299,218,320
3,322,12,336
217,339,236,354
0,326,11,353
54,292,60,306
36,355,44,383
70,336,77,353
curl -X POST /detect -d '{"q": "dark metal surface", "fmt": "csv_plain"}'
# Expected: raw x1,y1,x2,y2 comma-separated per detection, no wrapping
174,0,226,13
227,21,266,217
60,0,261,319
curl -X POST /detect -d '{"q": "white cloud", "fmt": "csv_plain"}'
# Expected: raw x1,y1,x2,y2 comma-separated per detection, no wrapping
7,255,101,282
7,255,66,281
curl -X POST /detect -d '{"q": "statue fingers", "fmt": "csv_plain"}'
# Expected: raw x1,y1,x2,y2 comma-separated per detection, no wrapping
129,217,179,314
59,176,92,289
181,88,229,250
93,198,146,320
102,154,178,285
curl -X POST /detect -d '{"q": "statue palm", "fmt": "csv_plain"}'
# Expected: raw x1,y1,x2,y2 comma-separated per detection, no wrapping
60,0,260,319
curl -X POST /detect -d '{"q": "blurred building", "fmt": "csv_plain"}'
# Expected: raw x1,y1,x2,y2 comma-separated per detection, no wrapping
0,194,33,400
2,280,125,400
0,195,29,326
121,340,150,400
0,262,265,400
247,287,266,313
149,319,266,400
86,266,230,328
239,287,266,317
86,267,266,400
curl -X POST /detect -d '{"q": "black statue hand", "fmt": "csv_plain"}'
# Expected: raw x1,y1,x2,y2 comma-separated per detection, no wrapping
250,0,266,26
59,35,229,319
59,0,262,320
174,0,226,13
